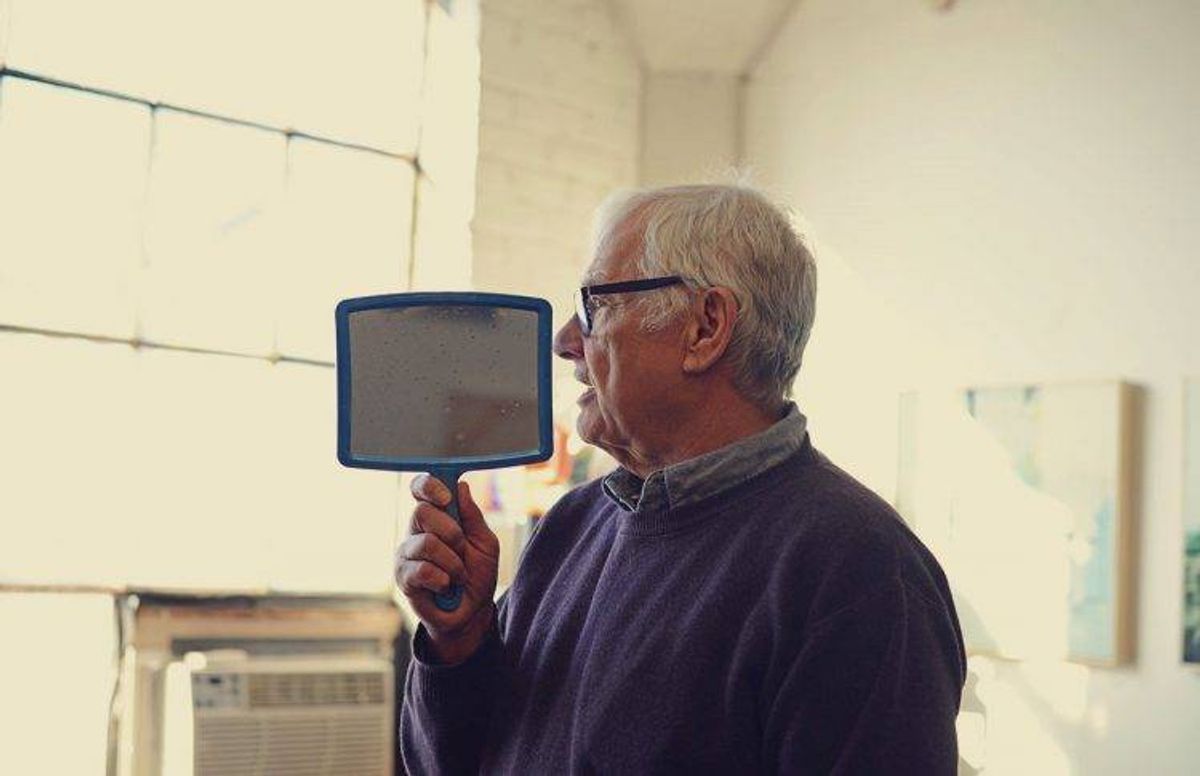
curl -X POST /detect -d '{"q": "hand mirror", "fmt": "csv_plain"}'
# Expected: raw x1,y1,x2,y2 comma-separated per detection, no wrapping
335,292,554,611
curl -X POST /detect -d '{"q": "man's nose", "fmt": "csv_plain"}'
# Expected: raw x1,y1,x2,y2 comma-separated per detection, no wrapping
553,314,583,361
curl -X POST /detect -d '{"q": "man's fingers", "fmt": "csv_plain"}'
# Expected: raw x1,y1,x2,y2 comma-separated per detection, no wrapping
410,502,467,556
410,473,452,507
398,532,467,584
456,481,495,547
396,559,452,597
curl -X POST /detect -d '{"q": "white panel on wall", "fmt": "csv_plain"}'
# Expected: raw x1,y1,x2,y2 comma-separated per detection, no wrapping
149,1,297,127
4,0,159,99
419,0,479,189
0,593,113,776
276,138,414,362
282,0,425,152
0,0,12,66
0,78,150,338
4,0,424,152
413,175,472,290
151,0,425,151
257,360,399,593
141,110,286,356
410,1,480,291
0,332,396,592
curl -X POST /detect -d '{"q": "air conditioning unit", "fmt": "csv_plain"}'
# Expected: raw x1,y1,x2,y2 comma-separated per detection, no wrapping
160,651,394,776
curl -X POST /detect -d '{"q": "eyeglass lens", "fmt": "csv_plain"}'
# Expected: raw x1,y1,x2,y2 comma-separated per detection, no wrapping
574,289,592,335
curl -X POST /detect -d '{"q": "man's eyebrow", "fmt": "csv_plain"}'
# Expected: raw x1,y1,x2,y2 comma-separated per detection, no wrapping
580,269,608,286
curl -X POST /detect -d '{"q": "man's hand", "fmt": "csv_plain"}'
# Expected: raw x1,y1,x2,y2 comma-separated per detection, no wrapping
396,475,500,665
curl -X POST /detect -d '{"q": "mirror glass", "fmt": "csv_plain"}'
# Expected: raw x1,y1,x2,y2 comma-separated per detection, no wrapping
346,304,541,461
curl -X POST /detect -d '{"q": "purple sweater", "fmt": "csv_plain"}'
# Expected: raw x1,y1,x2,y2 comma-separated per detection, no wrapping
401,416,965,775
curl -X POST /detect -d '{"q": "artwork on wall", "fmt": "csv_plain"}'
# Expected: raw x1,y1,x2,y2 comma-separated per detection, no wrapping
1184,379,1200,665
897,380,1139,666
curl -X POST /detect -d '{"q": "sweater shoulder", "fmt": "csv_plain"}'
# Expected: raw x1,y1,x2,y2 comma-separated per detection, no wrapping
744,446,906,552
543,476,611,527
745,448,954,625
518,477,612,557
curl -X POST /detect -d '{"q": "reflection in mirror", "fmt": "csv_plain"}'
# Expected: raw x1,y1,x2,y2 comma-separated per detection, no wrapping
348,305,540,460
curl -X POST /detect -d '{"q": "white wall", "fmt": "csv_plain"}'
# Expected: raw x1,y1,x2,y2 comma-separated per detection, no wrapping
641,72,740,186
744,0,1200,773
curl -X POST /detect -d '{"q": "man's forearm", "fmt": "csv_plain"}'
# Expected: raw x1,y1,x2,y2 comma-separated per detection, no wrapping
400,606,505,775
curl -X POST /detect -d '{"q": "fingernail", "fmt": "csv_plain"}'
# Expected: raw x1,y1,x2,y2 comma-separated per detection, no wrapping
425,476,447,505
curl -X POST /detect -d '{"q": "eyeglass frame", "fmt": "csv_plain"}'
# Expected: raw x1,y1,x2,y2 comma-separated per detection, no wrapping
573,275,689,336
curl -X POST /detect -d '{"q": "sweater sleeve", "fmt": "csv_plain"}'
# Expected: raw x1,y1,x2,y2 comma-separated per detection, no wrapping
761,579,966,776
399,594,510,776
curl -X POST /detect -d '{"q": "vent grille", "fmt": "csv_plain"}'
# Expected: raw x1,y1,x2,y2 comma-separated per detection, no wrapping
248,672,385,708
195,712,387,776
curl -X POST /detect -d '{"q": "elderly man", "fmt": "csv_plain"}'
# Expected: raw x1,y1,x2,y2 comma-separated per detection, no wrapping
397,184,966,775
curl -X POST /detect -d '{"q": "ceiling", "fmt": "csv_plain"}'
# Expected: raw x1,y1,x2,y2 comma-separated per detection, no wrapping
610,0,799,74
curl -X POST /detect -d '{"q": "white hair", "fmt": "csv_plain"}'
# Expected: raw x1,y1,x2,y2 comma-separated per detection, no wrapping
591,183,818,409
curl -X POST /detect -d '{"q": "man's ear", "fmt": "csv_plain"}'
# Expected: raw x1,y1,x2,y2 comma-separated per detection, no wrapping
681,287,739,375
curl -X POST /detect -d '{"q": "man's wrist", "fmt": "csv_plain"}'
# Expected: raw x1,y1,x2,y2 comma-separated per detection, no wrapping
426,603,497,666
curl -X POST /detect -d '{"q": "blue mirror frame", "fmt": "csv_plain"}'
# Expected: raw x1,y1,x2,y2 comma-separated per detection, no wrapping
335,291,555,474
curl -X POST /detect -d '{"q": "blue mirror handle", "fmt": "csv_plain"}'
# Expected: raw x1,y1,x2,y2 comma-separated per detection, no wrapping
430,469,464,612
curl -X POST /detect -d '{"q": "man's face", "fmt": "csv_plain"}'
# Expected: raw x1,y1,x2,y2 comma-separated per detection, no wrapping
552,223,685,469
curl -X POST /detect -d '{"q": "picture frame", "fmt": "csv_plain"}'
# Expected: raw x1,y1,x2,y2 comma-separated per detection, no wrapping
1183,378,1200,665
897,380,1140,666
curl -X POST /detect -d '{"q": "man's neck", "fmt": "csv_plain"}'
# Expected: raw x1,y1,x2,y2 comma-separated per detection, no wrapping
622,389,783,479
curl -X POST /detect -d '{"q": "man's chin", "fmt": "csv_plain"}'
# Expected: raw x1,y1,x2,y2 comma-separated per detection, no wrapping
575,410,604,450
575,417,596,446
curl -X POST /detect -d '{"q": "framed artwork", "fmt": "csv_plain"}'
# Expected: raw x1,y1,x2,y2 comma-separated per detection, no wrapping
1184,379,1200,665
897,381,1139,666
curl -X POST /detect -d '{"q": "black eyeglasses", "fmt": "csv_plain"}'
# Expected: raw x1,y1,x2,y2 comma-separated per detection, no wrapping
573,275,687,336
